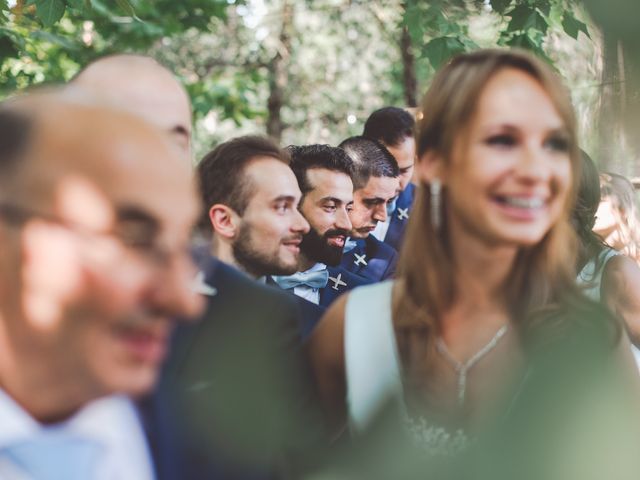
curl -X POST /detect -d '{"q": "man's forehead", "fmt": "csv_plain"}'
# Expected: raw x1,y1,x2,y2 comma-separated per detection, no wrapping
307,168,353,192
361,176,399,196
247,158,300,199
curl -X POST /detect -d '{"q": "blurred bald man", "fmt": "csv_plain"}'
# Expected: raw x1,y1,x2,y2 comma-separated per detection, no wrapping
72,54,326,478
0,92,202,479
73,54,192,156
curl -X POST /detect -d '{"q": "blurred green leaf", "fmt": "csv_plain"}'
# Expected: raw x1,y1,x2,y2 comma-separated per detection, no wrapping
490,0,512,14
562,12,590,40
535,0,551,16
115,0,135,16
424,36,466,69
508,3,547,33
34,0,66,26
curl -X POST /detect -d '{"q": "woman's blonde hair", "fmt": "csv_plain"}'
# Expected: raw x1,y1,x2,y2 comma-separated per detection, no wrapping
392,49,614,401
599,172,640,263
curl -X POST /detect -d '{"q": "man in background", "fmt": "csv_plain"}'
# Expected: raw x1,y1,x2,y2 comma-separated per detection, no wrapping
363,106,417,251
338,136,399,281
271,145,371,311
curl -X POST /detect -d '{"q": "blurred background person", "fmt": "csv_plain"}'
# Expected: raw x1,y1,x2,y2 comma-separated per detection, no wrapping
594,171,640,264
363,106,417,251
0,92,202,479
72,53,326,479
573,152,640,361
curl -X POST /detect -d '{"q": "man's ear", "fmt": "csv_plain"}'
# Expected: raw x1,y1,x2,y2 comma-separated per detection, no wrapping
415,150,445,185
209,204,239,239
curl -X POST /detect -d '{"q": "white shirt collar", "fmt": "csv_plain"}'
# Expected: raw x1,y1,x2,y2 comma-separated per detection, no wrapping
0,388,155,480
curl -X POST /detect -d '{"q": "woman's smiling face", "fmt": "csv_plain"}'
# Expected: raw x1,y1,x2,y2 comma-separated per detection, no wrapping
442,67,573,248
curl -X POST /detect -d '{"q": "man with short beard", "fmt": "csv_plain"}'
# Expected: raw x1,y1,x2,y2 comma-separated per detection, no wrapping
271,145,371,312
198,135,310,277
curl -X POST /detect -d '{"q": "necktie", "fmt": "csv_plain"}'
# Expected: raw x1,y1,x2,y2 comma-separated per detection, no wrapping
4,433,102,480
343,238,358,253
272,269,329,290
386,197,398,217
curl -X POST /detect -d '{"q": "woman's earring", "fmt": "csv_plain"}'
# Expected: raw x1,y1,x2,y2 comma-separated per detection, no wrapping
430,178,442,230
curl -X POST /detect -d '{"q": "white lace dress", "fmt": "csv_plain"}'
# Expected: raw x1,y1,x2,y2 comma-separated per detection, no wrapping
344,281,470,455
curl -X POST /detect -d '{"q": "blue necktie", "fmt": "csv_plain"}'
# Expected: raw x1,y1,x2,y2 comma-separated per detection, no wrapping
386,197,398,217
343,238,358,253
4,433,102,480
272,269,329,290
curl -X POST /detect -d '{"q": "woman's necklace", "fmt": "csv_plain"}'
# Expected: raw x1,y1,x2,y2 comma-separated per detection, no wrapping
435,325,509,406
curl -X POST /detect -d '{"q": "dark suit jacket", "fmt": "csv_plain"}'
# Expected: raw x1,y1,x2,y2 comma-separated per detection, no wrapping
383,182,416,251
144,257,326,480
340,235,398,281
267,266,372,336
319,266,372,307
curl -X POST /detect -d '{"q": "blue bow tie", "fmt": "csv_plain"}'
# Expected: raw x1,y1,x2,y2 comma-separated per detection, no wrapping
272,269,329,290
343,238,358,253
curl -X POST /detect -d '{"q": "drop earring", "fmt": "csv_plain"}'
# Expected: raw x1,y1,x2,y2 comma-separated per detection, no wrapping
430,178,442,230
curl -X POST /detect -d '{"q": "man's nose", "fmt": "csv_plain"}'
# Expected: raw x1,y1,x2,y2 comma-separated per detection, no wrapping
149,254,205,321
335,208,352,231
292,209,310,234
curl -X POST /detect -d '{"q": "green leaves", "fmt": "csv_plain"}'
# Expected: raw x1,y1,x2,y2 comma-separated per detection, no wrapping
490,0,512,14
562,11,590,39
115,0,135,17
34,0,66,26
508,3,548,35
424,36,466,69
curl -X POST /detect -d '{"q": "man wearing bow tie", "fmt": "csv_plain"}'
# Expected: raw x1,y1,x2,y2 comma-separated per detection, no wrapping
337,136,400,282
271,145,372,313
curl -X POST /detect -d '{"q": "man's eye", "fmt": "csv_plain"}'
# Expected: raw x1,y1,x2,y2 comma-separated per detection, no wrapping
275,203,289,214
323,204,337,212
485,134,516,148
114,221,156,249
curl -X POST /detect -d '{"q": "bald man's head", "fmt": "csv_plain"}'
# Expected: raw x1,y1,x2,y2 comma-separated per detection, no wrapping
72,54,192,157
0,92,202,409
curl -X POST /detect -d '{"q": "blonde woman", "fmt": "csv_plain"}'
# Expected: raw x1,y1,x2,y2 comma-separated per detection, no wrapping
309,50,635,457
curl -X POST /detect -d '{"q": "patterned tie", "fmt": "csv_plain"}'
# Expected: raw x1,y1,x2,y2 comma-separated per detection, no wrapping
272,269,329,290
4,433,102,480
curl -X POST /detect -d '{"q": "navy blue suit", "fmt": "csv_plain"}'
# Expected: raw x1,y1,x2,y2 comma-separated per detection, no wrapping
268,266,371,336
383,182,416,251
340,235,398,281
145,256,325,480
320,266,372,308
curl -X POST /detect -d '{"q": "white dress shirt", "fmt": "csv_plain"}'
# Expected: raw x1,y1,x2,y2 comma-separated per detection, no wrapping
0,389,155,480
371,215,391,242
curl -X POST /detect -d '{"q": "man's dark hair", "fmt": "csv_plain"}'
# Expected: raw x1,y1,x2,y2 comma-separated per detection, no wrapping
286,144,354,199
197,135,289,231
338,136,399,190
362,106,415,147
0,108,33,178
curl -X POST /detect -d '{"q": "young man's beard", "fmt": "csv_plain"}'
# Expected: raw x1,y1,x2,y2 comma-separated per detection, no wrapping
299,227,349,267
232,223,298,277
